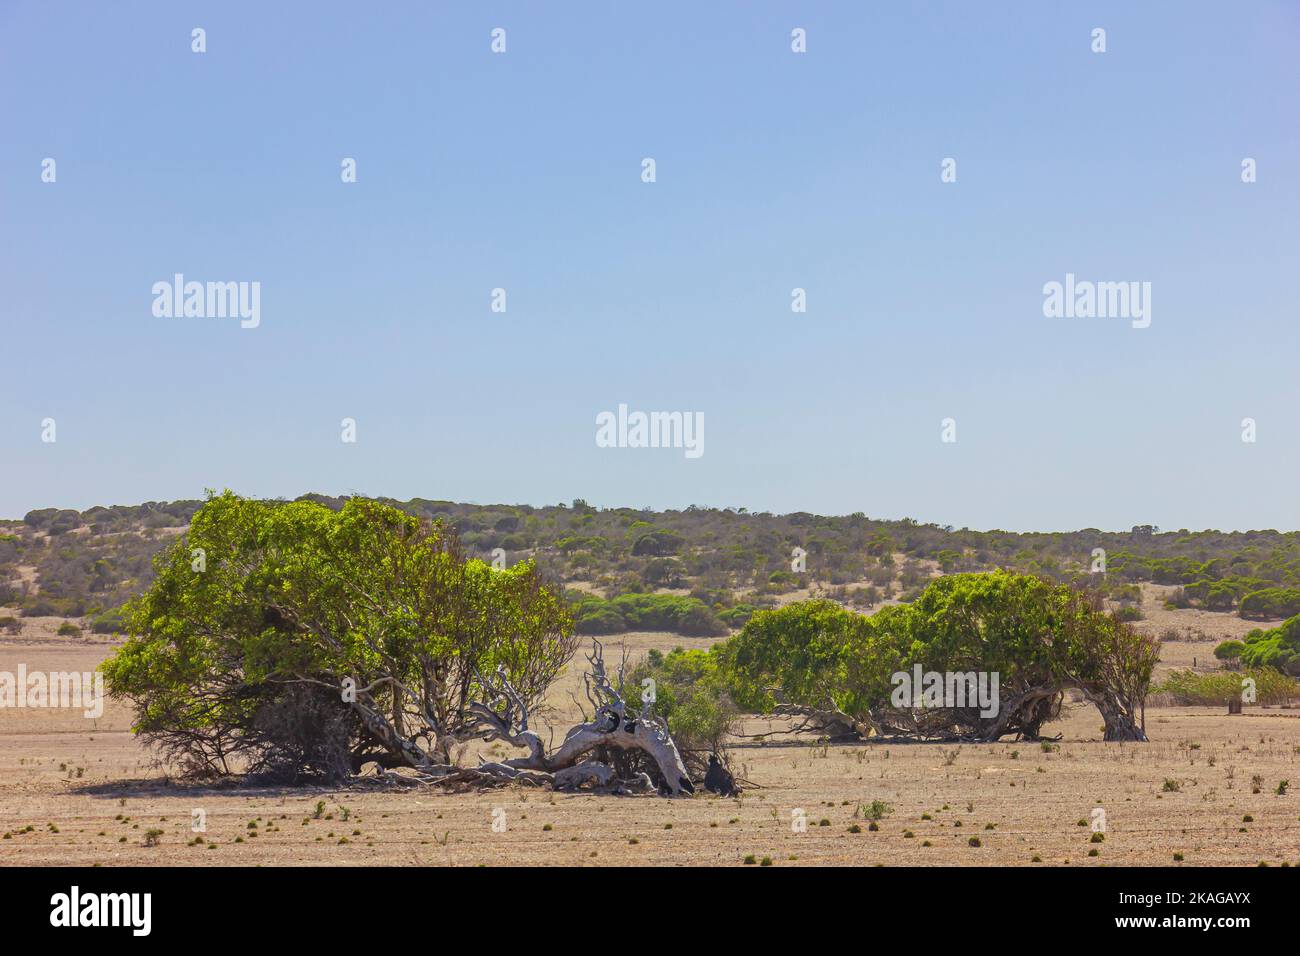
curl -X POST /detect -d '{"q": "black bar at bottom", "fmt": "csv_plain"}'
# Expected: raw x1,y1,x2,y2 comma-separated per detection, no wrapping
0,865,1283,941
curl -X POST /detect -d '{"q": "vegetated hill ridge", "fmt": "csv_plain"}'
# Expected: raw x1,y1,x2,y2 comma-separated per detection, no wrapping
2,495,1299,637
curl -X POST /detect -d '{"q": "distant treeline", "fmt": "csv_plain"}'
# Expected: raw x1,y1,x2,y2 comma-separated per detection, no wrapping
4,494,1300,635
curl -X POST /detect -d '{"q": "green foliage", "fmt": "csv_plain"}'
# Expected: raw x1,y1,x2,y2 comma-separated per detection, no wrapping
101,492,575,780
722,599,890,717
570,593,726,637
56,621,81,637
1155,668,1298,705
23,508,84,535
631,529,684,556
1239,588,1300,621
1213,640,1244,661
720,571,1159,740
12,496,1300,623
643,557,686,588
715,603,757,629
88,606,126,634
1237,615,1300,675
629,647,738,763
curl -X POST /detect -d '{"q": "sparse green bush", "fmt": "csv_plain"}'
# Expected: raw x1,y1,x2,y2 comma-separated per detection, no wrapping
1214,640,1245,661
88,606,126,635
1156,668,1299,705
570,593,726,637
1240,588,1300,621
628,647,739,776
1238,616,1300,675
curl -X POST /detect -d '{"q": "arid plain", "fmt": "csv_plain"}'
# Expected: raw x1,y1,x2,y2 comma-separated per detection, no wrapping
2,588,1298,867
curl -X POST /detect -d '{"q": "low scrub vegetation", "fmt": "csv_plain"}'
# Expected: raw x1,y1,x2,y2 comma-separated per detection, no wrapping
570,593,727,637
8,496,1300,639
1155,668,1299,705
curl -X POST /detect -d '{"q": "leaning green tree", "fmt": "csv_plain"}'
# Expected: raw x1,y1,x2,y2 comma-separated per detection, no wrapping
720,571,1159,743
102,493,694,794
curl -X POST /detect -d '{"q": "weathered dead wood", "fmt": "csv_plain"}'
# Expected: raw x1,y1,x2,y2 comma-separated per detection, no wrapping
469,641,694,794
321,640,695,795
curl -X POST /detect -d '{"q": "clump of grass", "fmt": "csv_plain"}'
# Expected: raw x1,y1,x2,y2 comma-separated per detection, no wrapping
759,856,773,867
857,800,892,821
1162,779,1181,793
1088,848,1099,857
742,854,756,865
1090,832,1104,843
312,801,326,819
848,824,862,834
143,829,163,847
968,837,981,847
1173,852,1184,861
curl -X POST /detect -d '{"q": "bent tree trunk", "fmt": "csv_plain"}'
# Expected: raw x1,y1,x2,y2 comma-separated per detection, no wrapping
341,640,695,795
1085,689,1148,742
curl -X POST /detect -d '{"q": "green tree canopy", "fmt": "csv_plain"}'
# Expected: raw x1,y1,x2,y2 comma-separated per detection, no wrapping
102,492,575,780
715,571,1158,741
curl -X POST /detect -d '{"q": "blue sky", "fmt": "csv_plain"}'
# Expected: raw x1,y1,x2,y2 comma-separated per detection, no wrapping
2,1,1297,531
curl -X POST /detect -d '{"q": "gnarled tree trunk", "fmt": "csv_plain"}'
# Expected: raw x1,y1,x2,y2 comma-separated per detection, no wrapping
332,640,695,795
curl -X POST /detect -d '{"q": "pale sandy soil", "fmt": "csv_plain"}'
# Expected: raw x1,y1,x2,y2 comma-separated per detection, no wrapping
2,619,1298,868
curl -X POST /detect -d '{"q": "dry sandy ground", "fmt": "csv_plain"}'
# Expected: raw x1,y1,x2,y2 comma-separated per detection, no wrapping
3,616,1299,868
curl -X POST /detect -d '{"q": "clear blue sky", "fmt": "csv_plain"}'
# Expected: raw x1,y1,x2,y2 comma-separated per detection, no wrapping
2,1,1297,531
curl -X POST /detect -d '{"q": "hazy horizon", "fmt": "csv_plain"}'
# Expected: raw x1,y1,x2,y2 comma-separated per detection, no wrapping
9,487,1300,538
